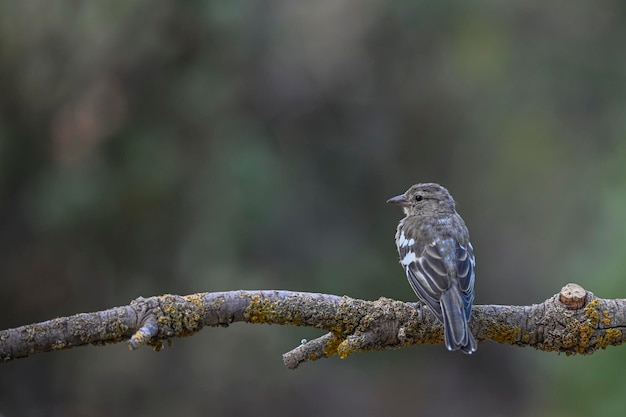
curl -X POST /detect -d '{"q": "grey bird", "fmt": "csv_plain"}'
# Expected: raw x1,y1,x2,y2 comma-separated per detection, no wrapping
387,183,477,354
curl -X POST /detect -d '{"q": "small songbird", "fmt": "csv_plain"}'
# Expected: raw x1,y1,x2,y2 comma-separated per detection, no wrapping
387,183,477,354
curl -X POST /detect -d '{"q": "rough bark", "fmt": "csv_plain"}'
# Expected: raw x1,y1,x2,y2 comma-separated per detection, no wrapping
0,283,623,369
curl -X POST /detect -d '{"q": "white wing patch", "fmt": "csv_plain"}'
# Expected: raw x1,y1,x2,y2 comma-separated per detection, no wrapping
398,231,414,248
400,251,417,265
468,242,476,267
398,231,406,247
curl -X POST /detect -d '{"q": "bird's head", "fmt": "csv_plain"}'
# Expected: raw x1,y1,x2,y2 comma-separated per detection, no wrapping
387,182,456,216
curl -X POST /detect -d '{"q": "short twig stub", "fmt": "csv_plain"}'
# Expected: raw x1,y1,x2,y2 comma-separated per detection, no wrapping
559,283,587,310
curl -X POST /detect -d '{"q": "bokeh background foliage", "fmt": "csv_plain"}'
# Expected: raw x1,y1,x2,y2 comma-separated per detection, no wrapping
1,1,626,416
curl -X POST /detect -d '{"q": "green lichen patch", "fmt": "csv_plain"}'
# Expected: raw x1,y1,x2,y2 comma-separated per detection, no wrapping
596,328,622,349
323,334,342,357
560,297,621,354
244,295,303,326
583,299,600,327
486,323,520,345
336,338,354,359
157,294,206,338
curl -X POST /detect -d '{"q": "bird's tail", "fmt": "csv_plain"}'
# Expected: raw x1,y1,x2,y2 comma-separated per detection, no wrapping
440,289,477,354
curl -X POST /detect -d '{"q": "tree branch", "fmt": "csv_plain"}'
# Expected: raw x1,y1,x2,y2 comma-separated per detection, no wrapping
1,284,623,369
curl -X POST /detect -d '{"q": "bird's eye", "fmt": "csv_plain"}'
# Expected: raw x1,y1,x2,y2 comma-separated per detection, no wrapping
415,195,423,202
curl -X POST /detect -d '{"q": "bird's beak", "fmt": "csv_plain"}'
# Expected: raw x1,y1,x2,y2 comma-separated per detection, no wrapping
386,194,410,206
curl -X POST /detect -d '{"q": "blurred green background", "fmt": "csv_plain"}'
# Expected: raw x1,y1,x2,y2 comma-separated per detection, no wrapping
1,1,626,416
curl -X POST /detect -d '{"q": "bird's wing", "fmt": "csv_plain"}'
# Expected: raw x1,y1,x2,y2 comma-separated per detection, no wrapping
400,239,475,323
400,240,449,323
455,241,476,320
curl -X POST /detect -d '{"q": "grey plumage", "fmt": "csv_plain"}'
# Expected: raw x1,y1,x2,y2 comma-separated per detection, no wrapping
388,183,477,354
